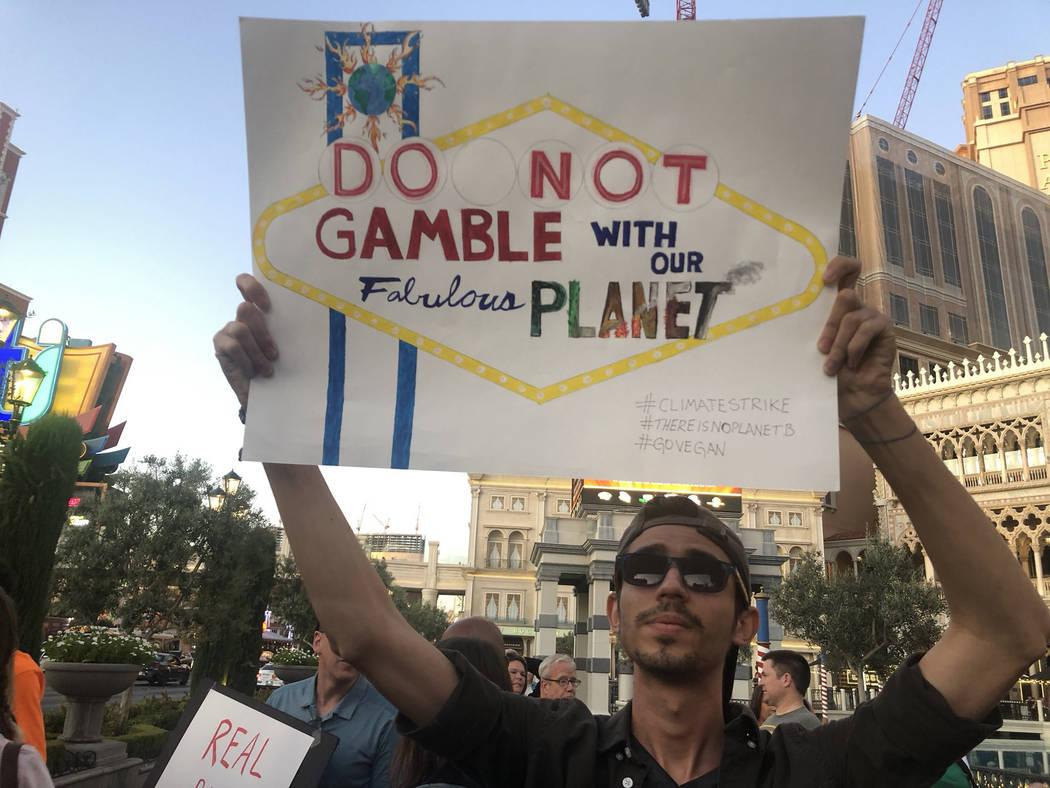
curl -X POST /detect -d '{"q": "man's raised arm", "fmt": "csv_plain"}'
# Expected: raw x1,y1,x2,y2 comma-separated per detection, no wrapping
213,276,457,727
820,257,1050,721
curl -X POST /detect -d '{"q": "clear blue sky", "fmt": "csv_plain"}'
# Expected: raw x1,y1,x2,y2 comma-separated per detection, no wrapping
1,0,1044,561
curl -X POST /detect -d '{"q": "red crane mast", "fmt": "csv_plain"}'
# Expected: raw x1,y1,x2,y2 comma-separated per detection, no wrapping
893,0,943,128
677,0,696,20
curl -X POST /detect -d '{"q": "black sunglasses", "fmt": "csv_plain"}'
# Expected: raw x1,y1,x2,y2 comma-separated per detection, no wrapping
616,551,739,594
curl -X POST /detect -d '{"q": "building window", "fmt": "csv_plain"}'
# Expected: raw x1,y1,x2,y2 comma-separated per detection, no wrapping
508,531,525,569
1019,74,1038,87
556,596,569,624
506,594,522,621
788,512,803,527
919,304,940,337
933,182,961,287
485,593,500,619
767,511,782,526
949,313,969,344
876,157,904,266
890,294,910,327
934,162,946,176
979,91,993,119
905,169,934,277
973,186,1012,348
789,547,804,573
899,354,920,380
999,88,1010,116
490,495,505,510
1022,208,1050,336
556,498,570,513
838,161,857,258
878,137,889,152
486,530,503,568
906,150,918,165
510,495,526,512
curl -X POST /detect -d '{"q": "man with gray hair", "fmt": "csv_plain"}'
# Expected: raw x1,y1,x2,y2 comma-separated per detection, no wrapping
537,653,580,699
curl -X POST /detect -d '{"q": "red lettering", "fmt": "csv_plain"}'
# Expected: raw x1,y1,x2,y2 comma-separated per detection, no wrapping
249,738,269,779
316,208,356,259
593,150,643,203
534,212,562,262
220,726,247,768
333,142,374,196
406,209,459,260
201,719,232,766
231,732,260,776
530,150,572,200
361,207,404,260
389,142,439,199
497,211,528,261
662,153,708,204
195,780,207,788
461,209,494,261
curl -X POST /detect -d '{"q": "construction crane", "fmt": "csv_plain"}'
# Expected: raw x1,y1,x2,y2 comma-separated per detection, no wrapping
893,0,943,128
633,1,695,20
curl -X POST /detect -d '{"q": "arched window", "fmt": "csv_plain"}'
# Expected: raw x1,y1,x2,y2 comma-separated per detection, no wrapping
508,531,524,569
835,551,854,576
973,187,1011,348
789,547,804,574
941,441,961,475
487,530,503,568
961,437,980,475
1026,429,1045,468
1022,208,1050,336
1003,430,1022,470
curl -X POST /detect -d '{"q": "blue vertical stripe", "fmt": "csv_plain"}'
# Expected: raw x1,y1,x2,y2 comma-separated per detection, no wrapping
390,342,417,468
322,309,346,465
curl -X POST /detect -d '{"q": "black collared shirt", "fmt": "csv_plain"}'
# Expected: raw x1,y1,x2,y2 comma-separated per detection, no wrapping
400,652,999,788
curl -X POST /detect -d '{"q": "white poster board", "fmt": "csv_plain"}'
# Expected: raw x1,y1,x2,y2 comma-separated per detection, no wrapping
147,684,334,788
239,17,862,490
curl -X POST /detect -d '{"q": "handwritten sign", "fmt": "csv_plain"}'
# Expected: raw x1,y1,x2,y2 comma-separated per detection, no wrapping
240,18,863,490
146,683,335,788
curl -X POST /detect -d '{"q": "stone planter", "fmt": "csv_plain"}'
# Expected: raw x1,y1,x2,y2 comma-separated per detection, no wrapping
273,664,317,684
42,662,141,744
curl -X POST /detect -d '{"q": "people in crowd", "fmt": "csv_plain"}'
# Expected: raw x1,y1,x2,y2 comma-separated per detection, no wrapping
391,636,509,788
536,653,580,700
506,651,528,695
0,588,53,787
758,650,822,730
442,616,504,654
749,681,774,726
265,630,397,788
0,565,45,760
215,255,1050,786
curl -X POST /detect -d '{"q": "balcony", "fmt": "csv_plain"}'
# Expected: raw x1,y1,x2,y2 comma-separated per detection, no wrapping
482,558,533,571
961,464,1047,489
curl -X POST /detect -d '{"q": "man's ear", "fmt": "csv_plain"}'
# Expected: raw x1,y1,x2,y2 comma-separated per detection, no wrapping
606,591,620,634
733,606,759,646
312,630,324,654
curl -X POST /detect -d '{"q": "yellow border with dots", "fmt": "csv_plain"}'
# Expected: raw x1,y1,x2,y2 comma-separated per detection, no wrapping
251,94,827,405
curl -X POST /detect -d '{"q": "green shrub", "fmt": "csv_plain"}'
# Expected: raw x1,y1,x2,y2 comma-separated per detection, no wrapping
115,723,170,761
253,686,276,703
44,739,65,776
42,707,65,735
127,694,188,730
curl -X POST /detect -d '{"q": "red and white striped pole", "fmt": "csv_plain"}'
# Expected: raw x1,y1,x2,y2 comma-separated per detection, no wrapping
819,653,829,720
754,591,770,678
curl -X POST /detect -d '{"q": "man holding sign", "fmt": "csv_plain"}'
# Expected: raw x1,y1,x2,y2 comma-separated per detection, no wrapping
214,255,1050,787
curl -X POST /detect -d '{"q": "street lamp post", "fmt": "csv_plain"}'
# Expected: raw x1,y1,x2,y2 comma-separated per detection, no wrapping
207,470,243,511
1,357,46,444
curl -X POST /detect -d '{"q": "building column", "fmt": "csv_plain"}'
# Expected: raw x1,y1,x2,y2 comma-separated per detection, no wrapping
1034,541,1045,597
585,568,613,714
573,588,590,703
422,540,439,606
923,550,935,583
534,577,559,656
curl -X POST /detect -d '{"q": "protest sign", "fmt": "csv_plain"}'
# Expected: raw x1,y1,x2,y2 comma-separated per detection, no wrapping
146,682,335,788
239,17,862,489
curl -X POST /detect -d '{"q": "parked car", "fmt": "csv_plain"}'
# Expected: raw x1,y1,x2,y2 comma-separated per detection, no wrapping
166,652,191,685
139,653,180,686
256,662,284,689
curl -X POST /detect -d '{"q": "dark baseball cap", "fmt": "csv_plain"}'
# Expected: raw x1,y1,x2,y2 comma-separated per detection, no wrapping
615,495,751,599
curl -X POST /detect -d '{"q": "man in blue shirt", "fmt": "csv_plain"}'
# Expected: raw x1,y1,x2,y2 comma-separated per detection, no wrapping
267,630,397,788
